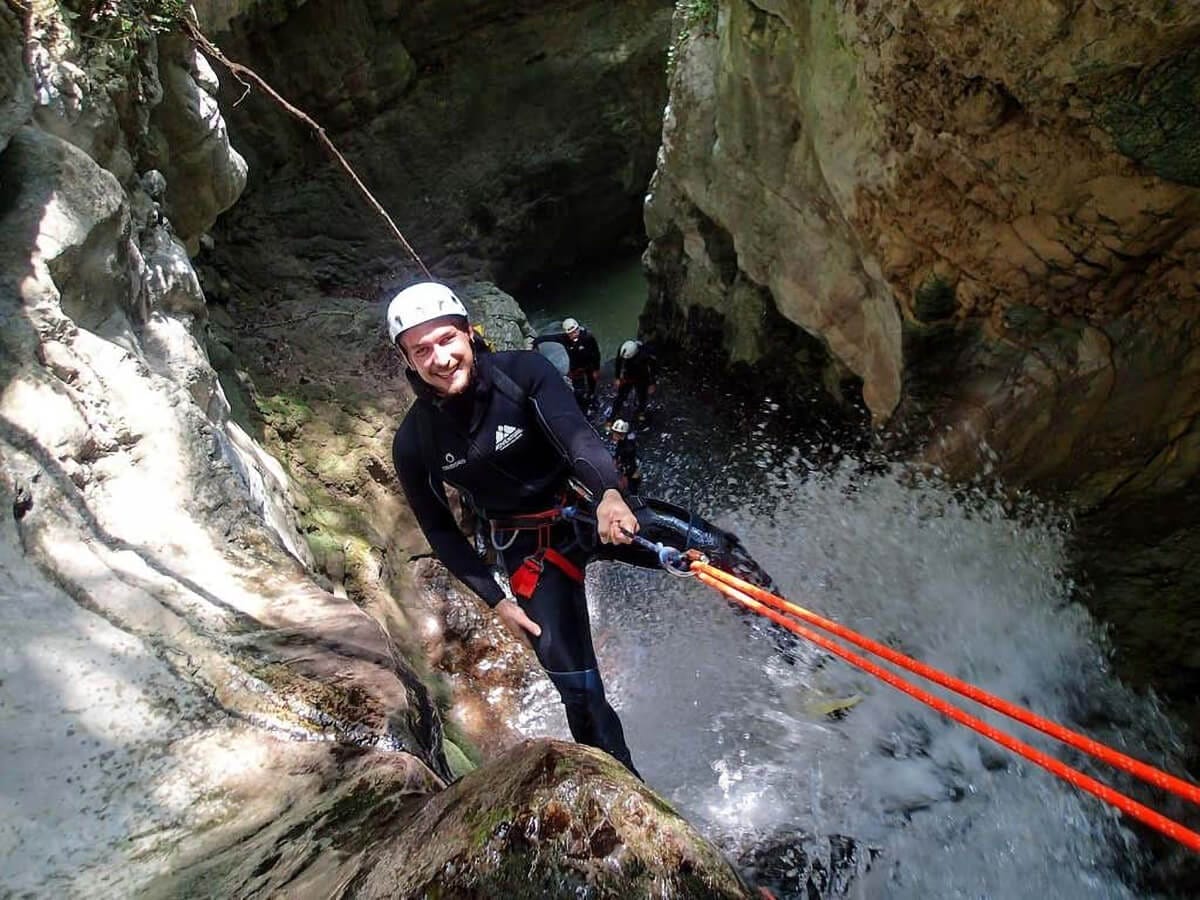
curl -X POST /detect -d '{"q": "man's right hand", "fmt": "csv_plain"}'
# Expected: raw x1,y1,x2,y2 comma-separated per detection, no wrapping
495,598,542,646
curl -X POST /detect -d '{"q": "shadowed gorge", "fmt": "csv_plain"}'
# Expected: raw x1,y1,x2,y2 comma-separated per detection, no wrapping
5,1,1200,897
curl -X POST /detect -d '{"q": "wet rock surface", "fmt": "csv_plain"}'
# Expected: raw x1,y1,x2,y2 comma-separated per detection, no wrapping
0,9,452,893
353,739,756,899
738,832,881,900
644,0,1200,508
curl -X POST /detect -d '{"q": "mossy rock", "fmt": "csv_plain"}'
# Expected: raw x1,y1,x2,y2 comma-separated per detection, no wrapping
1102,46,1200,187
352,739,755,898
442,739,478,780
258,393,314,439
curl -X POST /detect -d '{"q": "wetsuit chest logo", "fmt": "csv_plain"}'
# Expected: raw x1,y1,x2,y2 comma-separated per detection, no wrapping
495,424,523,452
442,451,466,471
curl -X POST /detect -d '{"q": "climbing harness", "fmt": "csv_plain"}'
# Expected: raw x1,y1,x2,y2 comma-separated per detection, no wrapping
509,546,584,600
487,504,584,599
685,560,1200,854
488,507,565,552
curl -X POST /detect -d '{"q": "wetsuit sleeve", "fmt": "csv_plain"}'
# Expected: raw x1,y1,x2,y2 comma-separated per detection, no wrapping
517,353,621,501
614,356,625,381
392,418,507,607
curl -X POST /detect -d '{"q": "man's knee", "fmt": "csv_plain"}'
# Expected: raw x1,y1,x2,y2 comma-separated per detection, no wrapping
547,668,606,706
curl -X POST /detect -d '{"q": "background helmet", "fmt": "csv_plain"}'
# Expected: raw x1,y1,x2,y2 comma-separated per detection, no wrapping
562,317,580,334
619,340,640,359
611,419,631,435
386,282,468,345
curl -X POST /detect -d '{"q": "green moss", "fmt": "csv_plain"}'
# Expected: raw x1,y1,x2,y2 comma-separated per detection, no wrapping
470,802,517,849
680,0,718,33
809,0,865,122
301,527,343,564
667,0,719,78
258,393,314,438
1102,46,1200,187
298,488,381,577
443,739,477,779
64,0,191,62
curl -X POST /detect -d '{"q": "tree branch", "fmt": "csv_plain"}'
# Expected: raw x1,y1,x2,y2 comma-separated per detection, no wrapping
181,14,433,281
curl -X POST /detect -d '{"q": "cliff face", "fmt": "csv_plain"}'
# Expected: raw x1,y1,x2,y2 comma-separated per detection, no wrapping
646,1,1200,506
193,0,674,293
2,5,756,895
0,5,451,892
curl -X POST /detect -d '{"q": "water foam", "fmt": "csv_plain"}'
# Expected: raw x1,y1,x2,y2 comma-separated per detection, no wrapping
517,460,1185,897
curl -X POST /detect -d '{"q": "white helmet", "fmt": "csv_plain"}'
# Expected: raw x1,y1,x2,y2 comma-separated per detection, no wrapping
619,340,640,359
386,282,468,345
562,317,580,335
611,419,631,435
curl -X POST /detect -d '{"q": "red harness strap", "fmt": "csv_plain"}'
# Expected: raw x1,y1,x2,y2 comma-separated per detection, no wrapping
543,547,583,583
509,547,584,600
491,502,585,599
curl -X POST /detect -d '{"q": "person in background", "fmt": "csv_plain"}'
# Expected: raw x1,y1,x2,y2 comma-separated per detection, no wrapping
532,317,602,412
609,339,657,426
609,418,643,495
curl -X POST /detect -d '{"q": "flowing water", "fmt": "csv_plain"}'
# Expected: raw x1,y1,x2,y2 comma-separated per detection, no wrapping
509,257,1199,898
520,254,647,360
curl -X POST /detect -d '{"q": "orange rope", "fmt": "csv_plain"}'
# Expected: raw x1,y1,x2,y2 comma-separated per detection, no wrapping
693,568,1200,853
694,562,1200,806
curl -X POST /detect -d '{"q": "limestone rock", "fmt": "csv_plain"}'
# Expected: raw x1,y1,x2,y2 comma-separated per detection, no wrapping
458,280,538,349
0,125,138,340
136,739,756,899
0,4,31,152
147,35,247,251
645,0,1200,505
141,224,207,318
355,739,756,899
0,12,472,894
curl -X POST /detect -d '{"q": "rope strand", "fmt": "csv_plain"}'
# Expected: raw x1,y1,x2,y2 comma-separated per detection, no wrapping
182,15,432,280
695,569,1200,853
693,561,1200,807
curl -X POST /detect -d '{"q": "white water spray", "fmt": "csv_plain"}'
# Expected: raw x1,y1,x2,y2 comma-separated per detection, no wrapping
516,460,1185,898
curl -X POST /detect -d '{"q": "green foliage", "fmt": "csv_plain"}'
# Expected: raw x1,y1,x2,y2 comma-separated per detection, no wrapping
667,0,719,78
680,0,717,33
62,0,190,59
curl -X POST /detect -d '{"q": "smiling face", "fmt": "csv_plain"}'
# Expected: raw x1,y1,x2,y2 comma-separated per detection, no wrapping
398,315,475,397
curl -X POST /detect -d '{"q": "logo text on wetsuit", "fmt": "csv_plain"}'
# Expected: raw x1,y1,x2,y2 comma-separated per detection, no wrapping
442,451,466,471
495,424,523,452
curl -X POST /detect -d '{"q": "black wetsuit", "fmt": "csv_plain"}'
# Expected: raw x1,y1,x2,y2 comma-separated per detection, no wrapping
393,349,639,772
614,434,642,495
533,329,601,410
612,345,657,422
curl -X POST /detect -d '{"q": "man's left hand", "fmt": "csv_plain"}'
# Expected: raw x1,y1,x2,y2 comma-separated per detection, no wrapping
596,489,638,545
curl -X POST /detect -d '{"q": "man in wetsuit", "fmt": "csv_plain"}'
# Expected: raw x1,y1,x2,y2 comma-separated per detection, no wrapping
532,317,601,412
609,339,657,426
388,283,642,774
610,419,642,495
